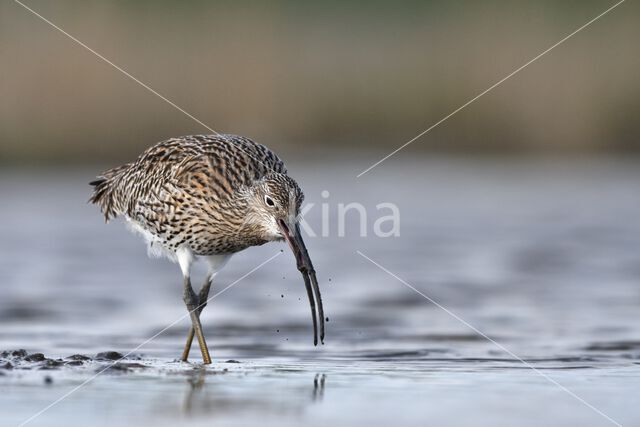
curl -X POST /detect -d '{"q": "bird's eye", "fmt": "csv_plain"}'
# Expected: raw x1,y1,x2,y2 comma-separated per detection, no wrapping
265,195,275,207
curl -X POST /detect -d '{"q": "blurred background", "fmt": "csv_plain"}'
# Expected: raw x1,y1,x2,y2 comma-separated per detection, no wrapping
2,2,640,427
1,0,639,165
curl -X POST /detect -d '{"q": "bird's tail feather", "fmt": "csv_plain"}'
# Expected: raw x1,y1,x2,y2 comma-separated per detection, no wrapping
89,164,130,221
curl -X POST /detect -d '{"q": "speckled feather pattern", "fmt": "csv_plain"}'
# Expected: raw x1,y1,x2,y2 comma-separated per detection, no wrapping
89,134,303,256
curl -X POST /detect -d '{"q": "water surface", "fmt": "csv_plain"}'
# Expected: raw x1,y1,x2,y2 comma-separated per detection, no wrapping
1,158,639,426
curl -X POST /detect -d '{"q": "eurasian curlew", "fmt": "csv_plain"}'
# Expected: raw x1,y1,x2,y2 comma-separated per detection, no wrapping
89,134,324,364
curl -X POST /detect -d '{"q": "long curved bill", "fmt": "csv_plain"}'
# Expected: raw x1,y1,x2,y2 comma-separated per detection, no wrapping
277,219,325,346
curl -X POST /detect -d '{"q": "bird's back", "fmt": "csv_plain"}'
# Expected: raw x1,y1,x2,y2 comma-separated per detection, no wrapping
90,134,287,255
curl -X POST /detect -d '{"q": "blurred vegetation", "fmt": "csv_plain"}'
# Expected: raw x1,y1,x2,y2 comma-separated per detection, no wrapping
0,0,638,164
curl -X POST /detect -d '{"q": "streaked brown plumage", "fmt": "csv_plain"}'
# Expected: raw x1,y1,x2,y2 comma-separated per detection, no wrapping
90,134,324,364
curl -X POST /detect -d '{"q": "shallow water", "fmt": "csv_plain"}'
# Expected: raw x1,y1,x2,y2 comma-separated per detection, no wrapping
1,158,639,427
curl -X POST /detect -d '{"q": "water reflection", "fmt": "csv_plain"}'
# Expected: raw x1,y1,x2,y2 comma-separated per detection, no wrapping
182,368,327,418
312,373,326,402
183,367,207,414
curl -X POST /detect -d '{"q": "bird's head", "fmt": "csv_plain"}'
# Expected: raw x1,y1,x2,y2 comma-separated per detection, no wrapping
246,172,324,345
247,172,304,242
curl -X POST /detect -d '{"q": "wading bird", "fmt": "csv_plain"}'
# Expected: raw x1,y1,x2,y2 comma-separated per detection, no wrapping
89,134,324,364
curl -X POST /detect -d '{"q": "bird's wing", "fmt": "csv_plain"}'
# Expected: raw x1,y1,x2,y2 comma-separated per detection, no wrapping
145,134,286,196
91,134,286,224
112,134,285,233
183,134,287,193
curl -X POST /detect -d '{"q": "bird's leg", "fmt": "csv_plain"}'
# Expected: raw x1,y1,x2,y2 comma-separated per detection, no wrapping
182,275,212,364
181,275,212,362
